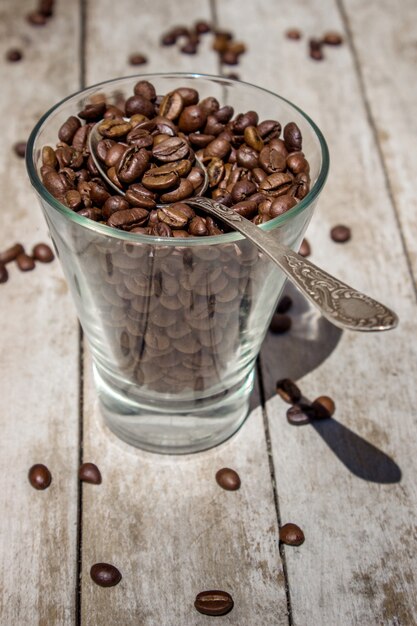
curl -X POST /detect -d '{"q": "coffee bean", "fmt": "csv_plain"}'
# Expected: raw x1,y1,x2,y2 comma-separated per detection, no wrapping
16,253,35,271
215,467,240,491
323,31,343,46
299,238,311,257
279,523,305,546
309,38,324,61
152,136,190,162
330,224,351,242
286,28,302,40
283,122,302,153
276,294,292,314
133,80,156,101
286,404,313,426
312,395,335,418
32,243,53,263
125,94,155,118
225,72,240,80
161,31,176,46
222,50,239,65
28,464,52,490
90,563,122,587
269,194,297,218
269,313,291,334
0,262,8,284
180,41,198,54
195,20,211,34
6,48,23,62
12,140,27,158
128,53,147,65
194,590,234,616
26,11,47,25
78,101,106,121
79,462,102,484
39,0,54,17
178,105,207,133
107,207,149,230
276,378,301,404
0,243,24,264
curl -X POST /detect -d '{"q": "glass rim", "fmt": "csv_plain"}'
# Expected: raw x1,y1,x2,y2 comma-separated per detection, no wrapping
26,71,329,246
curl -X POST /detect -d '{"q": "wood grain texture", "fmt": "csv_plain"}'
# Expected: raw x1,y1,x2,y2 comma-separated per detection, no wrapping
341,0,417,286
81,1,286,624
0,1,81,625
214,0,417,623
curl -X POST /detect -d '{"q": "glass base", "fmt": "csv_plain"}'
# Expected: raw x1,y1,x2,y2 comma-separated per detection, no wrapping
94,365,254,454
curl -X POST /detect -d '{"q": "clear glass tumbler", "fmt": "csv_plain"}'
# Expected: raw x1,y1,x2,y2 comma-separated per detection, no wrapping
26,73,328,453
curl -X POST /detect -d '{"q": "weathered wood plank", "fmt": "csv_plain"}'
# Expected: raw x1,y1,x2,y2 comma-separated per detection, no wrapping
0,1,81,625
80,1,286,624
341,0,417,287
216,0,417,624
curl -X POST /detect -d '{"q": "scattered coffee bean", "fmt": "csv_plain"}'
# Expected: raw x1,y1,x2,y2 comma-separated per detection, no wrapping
313,395,335,416
299,238,311,257
26,11,47,26
0,243,24,264
6,48,23,62
194,590,234,616
309,38,324,61
269,313,292,334
323,31,343,46
0,263,8,284
28,464,52,490
79,462,102,484
330,224,351,242
215,467,241,491
180,41,197,54
195,20,211,34
128,53,148,66
286,404,313,426
276,294,292,314
279,522,305,546
276,378,301,404
286,28,302,40
32,243,54,262
90,563,122,587
16,253,35,272
13,141,27,158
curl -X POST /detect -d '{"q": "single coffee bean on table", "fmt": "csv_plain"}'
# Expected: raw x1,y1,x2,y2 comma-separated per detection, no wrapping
90,563,122,587
309,38,324,61
286,404,314,426
79,462,102,484
276,378,301,404
128,53,147,66
16,253,35,272
313,395,335,416
32,242,54,262
312,395,335,419
330,224,351,242
194,590,234,616
279,522,305,546
286,28,302,40
215,467,241,491
323,31,343,46
0,243,24,264
6,48,23,62
13,141,27,158
0,263,9,284
299,238,311,257
28,463,52,490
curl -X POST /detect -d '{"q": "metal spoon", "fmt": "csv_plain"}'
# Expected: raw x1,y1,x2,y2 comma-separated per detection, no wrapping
88,124,398,332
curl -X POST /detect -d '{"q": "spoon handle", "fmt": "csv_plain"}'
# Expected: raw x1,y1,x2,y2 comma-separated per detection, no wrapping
186,197,398,332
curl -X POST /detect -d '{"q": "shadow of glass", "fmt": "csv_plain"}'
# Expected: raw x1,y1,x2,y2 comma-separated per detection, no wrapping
310,417,402,484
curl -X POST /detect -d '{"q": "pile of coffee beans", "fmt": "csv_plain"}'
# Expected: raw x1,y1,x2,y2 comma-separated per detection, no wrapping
0,242,54,285
26,0,55,26
41,80,311,237
160,20,212,55
276,378,335,425
285,27,343,61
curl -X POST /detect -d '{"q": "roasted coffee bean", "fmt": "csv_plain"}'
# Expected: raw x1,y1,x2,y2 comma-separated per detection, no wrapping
286,28,302,40
102,195,130,218
260,172,293,196
39,0,54,17
152,137,190,162
286,404,313,426
0,263,8,284
195,20,211,34
283,122,302,152
161,31,177,46
231,200,258,219
159,91,184,120
65,189,82,210
259,146,286,174
96,138,115,162
188,216,208,236
330,224,351,242
299,238,311,257
180,41,198,54
309,38,324,61
27,11,47,25
79,462,102,484
117,147,150,184
16,253,35,271
126,127,153,149
232,110,259,133
32,243,54,263
187,166,205,190
277,294,293,314
244,126,264,152
128,52,148,65
99,118,132,140
175,87,199,106
0,243,24,264
104,143,126,168
134,80,157,101
269,313,292,333
13,141,26,159
279,523,305,546
41,145,58,169
276,378,301,403
78,101,106,121
293,172,310,199
6,48,23,62
125,94,155,118
204,136,231,160
312,395,335,418
28,464,52,490
194,590,234,616
215,467,241,491
257,119,281,142
269,194,297,218
150,222,173,237
206,157,225,187
178,105,207,133
287,152,309,175
188,133,215,149
222,50,239,65
142,169,179,191
90,563,122,587
107,207,149,230
160,179,194,203
157,202,195,228
231,179,256,203
125,184,156,210
323,31,343,46
104,104,125,119
58,116,81,144
204,114,225,136
199,96,220,115
78,207,102,221
236,144,259,169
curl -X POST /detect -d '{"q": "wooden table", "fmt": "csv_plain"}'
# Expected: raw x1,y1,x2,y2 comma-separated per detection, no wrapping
1,0,416,624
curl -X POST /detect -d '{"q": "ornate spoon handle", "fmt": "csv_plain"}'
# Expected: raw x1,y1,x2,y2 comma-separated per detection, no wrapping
186,197,398,332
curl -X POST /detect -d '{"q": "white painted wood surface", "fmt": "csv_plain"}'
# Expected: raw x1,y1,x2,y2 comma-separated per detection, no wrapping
0,0,416,624
0,1,81,625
